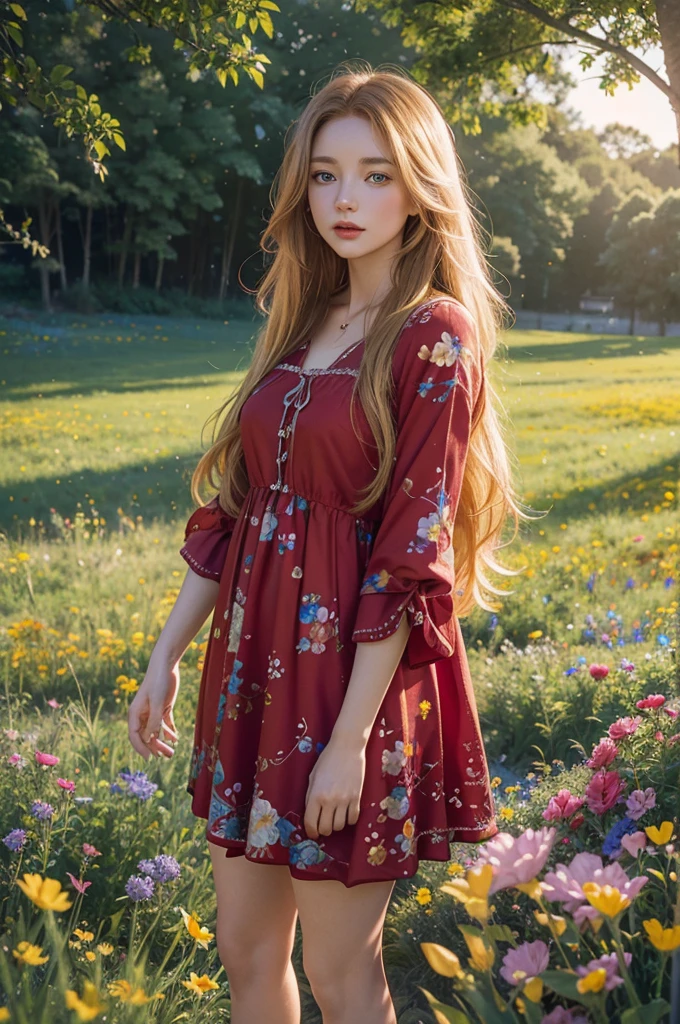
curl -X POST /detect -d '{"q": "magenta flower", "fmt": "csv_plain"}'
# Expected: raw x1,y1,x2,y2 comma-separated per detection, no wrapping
66,872,92,894
589,663,609,680
665,708,679,719
625,787,656,821
500,940,549,987
542,789,584,822
82,842,102,857
46,698,63,709
587,737,618,769
8,753,26,767
584,769,626,814
35,750,60,766
632,534,644,542
57,778,76,792
608,716,642,741
620,831,647,857
475,827,556,894
576,951,631,991
541,1009,589,1024
636,694,665,710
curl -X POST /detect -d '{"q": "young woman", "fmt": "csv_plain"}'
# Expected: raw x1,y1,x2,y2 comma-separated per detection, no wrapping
128,64,528,1024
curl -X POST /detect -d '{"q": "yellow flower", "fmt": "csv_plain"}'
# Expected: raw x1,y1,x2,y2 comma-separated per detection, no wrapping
524,977,543,1003
643,919,680,952
446,862,464,876
97,942,114,956
0,1008,10,1021
500,807,514,821
64,979,107,1021
182,972,220,996
528,629,543,639
441,863,493,923
462,929,495,972
576,968,608,994
645,822,675,846
515,877,544,902
85,951,96,962
107,979,164,1004
119,678,139,694
581,882,630,918
415,887,432,905
73,929,94,942
12,940,50,965
179,907,214,949
16,873,72,912
420,942,465,978
533,910,567,936
490,776,502,788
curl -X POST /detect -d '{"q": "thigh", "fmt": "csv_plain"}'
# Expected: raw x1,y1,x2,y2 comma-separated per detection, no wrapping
292,875,395,974
209,845,299,959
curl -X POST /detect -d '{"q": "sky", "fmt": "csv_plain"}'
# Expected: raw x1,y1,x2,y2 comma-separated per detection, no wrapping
559,44,677,151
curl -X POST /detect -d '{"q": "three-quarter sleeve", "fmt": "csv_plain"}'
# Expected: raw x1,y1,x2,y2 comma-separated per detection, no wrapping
350,299,482,670
180,496,237,582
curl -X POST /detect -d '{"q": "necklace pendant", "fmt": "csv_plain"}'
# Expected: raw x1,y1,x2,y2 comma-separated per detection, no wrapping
339,322,348,330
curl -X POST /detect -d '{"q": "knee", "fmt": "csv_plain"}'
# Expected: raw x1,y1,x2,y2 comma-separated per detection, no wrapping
216,927,292,986
303,946,380,1015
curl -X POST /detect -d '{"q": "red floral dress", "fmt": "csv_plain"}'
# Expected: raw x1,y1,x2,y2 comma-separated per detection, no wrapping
180,296,498,887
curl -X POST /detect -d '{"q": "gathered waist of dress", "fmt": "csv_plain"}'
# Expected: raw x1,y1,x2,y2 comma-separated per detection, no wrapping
245,483,381,524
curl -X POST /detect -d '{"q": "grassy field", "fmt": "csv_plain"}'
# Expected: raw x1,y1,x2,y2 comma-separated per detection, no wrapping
1,311,679,1022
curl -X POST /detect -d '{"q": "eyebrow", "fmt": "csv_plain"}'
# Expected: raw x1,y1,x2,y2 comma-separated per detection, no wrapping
310,155,395,166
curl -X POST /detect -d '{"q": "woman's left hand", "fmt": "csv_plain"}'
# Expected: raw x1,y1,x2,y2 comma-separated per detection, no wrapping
304,738,366,839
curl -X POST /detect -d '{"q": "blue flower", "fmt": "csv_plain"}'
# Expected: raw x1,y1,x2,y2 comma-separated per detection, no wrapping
117,769,158,801
664,576,675,588
3,828,27,852
625,578,635,590
137,854,181,884
602,816,638,858
30,800,54,821
564,667,577,676
125,874,155,901
657,634,670,646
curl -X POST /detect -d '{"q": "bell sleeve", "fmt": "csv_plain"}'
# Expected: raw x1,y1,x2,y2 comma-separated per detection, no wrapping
179,496,237,583
350,299,482,670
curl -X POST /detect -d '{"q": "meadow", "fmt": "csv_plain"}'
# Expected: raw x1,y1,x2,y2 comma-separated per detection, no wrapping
1,310,679,1023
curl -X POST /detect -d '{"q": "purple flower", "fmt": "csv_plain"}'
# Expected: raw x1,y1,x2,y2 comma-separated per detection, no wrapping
137,854,181,884
125,874,155,901
541,1010,588,1024
664,576,675,588
3,828,27,852
625,787,656,821
576,951,631,991
500,939,549,987
602,817,638,858
30,800,54,821
116,769,158,801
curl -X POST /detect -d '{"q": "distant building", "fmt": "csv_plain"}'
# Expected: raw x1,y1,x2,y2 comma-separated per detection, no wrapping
579,294,614,313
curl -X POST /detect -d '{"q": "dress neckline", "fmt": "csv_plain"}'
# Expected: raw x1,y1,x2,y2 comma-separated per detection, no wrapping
295,336,365,374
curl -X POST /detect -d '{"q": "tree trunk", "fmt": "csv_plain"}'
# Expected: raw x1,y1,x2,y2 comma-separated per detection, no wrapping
82,201,93,289
117,206,133,287
132,249,141,289
155,253,164,292
628,304,635,335
220,176,245,301
656,0,680,167
56,202,68,292
38,192,52,313
194,211,207,297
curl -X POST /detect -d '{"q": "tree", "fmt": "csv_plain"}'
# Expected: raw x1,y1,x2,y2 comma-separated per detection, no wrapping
599,188,657,333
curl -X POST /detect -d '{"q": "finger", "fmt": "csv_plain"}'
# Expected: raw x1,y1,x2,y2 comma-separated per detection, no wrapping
304,798,321,839
147,735,175,759
347,801,361,827
332,804,348,832
317,804,336,837
161,710,179,741
128,702,151,760
141,710,163,746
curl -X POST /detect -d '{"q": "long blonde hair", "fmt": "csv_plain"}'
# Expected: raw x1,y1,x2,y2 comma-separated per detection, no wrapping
192,62,541,616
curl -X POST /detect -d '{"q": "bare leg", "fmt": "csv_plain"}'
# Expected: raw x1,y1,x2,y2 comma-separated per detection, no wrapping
208,845,301,1024
292,875,397,1024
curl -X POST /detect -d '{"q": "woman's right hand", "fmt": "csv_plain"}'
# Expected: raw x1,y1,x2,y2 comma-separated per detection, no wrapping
128,654,181,761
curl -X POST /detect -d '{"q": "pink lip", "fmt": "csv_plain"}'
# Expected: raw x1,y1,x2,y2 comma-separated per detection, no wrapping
334,222,363,230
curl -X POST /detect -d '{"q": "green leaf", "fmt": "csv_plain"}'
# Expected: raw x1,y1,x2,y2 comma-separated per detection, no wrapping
10,3,27,21
419,989,471,1024
486,924,517,945
7,24,23,46
541,970,585,1002
621,1001,671,1024
50,64,73,85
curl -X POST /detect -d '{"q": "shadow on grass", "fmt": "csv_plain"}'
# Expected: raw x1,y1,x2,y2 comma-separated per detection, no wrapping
505,333,680,362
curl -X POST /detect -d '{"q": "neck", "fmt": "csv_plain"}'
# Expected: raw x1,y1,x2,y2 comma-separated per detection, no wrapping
342,231,403,317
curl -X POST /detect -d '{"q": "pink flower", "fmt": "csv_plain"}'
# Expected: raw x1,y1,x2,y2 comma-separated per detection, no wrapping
587,737,618,769
655,730,665,742
569,813,585,831
8,753,26,767
626,788,656,820
636,694,665,710
576,951,631,991
542,851,648,913
4,728,19,741
541,1009,589,1024
665,708,679,719
584,769,626,814
47,698,63,709
35,750,60,766
82,843,102,858
608,716,642,741
589,663,609,679
475,827,556,894
632,535,644,542
542,789,584,822
620,831,647,857
668,733,680,746
57,778,76,792
66,872,92,894
500,939,549,987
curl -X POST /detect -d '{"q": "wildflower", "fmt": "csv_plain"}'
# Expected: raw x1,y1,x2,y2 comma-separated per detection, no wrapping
637,694,665,709
67,872,92,894
461,930,495,971
35,750,60,766
415,887,432,905
125,875,155,902
441,863,493,922
500,940,549,1001
620,831,647,857
421,942,465,978
47,698,63,709
64,979,107,1021
4,728,19,740
620,658,635,672
541,1009,588,1024
82,842,101,857
657,634,670,646
16,873,73,912
576,951,631,990
569,813,585,831
584,769,626,814
643,919,680,952
608,716,642,740
576,967,608,993
475,827,556,896
626,787,656,821
3,828,27,852
446,862,464,876
542,789,584,822
602,817,639,857
586,737,618,769
73,929,94,942
97,942,114,956
114,769,158,801
179,907,215,948
542,851,647,923
12,940,50,966
665,708,679,719
7,752,26,767
581,882,630,917
533,910,567,935
589,663,609,679
645,821,675,845
137,854,181,883
108,979,164,1004
30,800,54,821
57,778,76,792
182,972,220,995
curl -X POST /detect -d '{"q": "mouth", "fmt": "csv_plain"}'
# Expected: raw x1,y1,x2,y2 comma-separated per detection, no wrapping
333,222,365,238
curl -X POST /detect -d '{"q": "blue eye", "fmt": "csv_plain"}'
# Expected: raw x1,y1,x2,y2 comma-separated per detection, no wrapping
369,173,390,184
312,171,335,183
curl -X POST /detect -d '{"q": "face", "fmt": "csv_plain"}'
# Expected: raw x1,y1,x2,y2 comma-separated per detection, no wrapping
307,115,418,260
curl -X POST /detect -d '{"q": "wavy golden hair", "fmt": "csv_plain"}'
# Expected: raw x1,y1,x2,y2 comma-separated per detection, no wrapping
192,62,542,616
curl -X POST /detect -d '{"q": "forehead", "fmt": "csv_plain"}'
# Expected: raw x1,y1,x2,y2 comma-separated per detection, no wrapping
311,116,391,160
